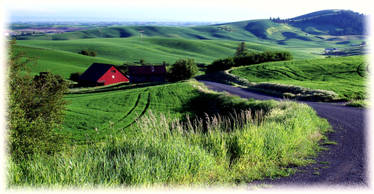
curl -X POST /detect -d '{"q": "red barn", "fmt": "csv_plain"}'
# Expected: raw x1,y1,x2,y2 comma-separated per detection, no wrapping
79,63,129,86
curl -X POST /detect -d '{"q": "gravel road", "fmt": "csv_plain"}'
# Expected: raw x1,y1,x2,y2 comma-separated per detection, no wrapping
199,80,367,186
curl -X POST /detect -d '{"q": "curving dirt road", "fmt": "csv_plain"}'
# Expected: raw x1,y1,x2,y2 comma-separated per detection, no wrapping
199,80,367,186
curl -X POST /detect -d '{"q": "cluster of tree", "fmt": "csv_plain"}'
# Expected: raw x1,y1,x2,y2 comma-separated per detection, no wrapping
78,50,97,57
269,17,292,24
8,40,68,162
167,59,198,82
207,51,292,72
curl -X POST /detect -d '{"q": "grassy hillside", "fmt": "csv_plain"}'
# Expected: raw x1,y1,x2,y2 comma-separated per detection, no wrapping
14,13,365,42
13,45,122,78
13,10,366,51
230,56,367,100
9,80,332,186
287,10,365,36
16,37,321,79
13,16,365,75
7,9,367,187
62,81,202,143
16,37,241,63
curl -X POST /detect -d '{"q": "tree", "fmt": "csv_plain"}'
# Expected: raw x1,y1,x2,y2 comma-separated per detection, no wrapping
206,58,235,72
235,41,248,57
78,50,96,57
139,59,145,65
8,40,68,161
167,59,198,82
69,72,82,82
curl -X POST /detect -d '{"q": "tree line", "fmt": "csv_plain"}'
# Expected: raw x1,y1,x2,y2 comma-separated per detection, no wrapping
207,42,292,72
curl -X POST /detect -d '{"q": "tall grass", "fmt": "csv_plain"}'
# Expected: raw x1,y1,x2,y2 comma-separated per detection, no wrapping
8,101,330,188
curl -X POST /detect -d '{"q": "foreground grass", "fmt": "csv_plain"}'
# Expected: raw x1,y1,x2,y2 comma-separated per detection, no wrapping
230,56,367,100
8,81,331,187
346,99,369,108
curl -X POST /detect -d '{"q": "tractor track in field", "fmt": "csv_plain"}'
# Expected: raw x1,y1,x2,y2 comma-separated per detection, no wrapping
248,63,366,83
118,93,142,122
123,91,151,128
198,80,367,186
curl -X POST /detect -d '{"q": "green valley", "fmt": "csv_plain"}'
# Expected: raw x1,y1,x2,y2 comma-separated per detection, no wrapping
7,8,368,187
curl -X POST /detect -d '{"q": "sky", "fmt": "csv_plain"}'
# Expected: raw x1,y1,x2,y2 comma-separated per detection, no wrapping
2,0,372,23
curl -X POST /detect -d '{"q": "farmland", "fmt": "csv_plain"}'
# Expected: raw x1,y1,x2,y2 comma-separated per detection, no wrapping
15,36,322,79
12,10,366,80
8,80,331,186
62,81,202,143
7,8,368,187
230,56,367,100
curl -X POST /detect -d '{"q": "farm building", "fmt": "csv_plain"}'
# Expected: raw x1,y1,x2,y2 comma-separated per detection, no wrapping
128,65,166,83
79,63,129,86
324,48,338,53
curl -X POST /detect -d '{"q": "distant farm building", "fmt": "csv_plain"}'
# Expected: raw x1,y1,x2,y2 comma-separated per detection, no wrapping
324,48,338,53
128,65,166,83
79,63,129,86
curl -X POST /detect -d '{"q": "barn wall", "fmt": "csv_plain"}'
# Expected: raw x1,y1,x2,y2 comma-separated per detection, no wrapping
98,66,129,85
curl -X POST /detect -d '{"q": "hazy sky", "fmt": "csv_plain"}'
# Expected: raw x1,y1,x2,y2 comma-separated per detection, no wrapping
3,0,372,22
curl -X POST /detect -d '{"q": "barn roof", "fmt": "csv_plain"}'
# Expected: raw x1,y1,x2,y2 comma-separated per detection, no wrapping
79,63,116,82
128,65,166,75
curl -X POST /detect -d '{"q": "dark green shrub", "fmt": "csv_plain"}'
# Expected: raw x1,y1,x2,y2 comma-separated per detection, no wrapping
233,51,292,66
206,51,292,72
168,59,198,82
8,41,69,161
69,72,81,82
206,58,235,73
89,51,97,57
78,50,96,57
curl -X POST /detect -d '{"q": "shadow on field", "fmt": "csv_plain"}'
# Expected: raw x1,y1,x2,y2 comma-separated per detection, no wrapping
179,91,277,132
67,82,166,95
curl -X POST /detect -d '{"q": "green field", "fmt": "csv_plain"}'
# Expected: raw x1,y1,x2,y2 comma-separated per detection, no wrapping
16,37,291,79
9,80,331,186
14,35,348,80
230,56,367,100
13,14,366,81
8,9,367,186
62,81,201,143
14,45,122,78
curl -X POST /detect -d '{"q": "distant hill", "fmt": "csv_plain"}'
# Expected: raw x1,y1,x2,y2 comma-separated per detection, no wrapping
12,9,366,43
272,9,366,35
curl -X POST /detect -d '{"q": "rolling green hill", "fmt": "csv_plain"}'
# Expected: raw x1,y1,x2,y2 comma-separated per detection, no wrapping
13,45,122,78
230,56,367,100
286,10,365,36
8,9,368,187
13,10,365,74
17,37,320,79
13,9,366,46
